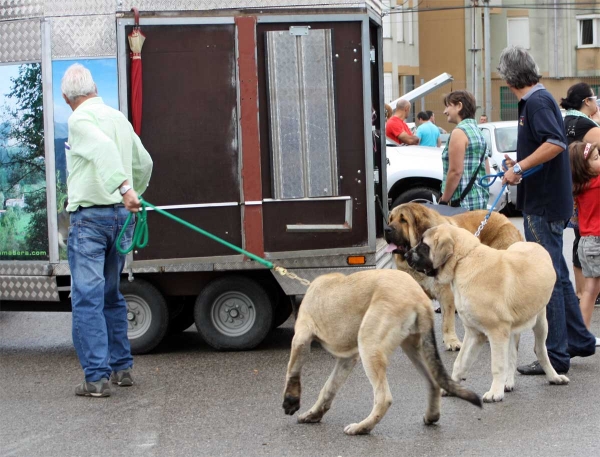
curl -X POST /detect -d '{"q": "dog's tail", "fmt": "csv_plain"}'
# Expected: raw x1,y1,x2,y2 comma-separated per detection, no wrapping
422,328,483,408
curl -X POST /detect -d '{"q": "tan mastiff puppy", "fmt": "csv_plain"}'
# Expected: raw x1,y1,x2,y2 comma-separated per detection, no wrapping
384,203,523,351
282,269,482,436
405,225,570,402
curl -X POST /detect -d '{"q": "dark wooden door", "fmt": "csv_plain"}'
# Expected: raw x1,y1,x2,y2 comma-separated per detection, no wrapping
126,24,241,260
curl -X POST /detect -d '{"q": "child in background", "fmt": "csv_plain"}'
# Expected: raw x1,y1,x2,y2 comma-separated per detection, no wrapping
569,141,600,346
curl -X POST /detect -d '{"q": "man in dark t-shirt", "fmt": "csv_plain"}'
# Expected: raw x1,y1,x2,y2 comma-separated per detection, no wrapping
497,46,596,376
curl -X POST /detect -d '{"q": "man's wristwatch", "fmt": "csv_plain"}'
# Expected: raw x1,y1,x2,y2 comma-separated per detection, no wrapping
438,200,448,205
119,184,132,196
512,163,523,175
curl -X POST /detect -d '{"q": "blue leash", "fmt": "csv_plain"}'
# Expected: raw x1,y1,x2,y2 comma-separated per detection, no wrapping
473,160,542,237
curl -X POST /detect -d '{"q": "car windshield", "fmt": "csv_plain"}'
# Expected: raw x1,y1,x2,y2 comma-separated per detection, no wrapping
494,126,518,152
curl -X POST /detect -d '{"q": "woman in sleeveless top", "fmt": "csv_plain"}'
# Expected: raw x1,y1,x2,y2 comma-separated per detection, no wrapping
439,90,489,210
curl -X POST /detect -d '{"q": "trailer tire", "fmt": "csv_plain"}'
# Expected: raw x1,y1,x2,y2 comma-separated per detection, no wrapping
121,279,169,355
194,276,273,350
391,186,441,209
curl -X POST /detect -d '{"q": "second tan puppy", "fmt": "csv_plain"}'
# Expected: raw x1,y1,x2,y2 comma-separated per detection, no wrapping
282,269,482,436
405,225,570,402
385,203,523,351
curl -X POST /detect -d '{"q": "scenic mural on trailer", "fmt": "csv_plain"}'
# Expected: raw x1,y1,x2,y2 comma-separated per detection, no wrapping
52,58,119,259
0,63,48,260
0,58,118,261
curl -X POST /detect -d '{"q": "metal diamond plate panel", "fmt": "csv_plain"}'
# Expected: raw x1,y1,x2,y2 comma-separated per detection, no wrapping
51,262,70,276
0,262,51,276
0,276,59,301
0,19,41,63
119,0,367,11
266,31,303,199
302,30,337,197
0,0,43,19
51,15,116,58
266,253,375,268
271,266,374,295
266,29,338,199
45,0,114,16
131,263,214,274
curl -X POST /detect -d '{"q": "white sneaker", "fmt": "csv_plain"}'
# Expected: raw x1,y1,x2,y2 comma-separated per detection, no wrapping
596,337,600,347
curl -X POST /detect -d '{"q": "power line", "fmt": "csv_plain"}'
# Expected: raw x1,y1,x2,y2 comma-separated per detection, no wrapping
387,1,600,14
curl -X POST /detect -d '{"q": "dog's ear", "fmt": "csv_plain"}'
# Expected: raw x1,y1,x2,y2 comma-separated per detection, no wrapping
388,205,399,224
404,205,426,248
431,229,454,269
412,205,431,240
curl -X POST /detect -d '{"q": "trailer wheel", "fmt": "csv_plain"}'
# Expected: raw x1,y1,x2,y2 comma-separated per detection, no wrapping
391,186,441,209
121,279,169,354
194,276,273,350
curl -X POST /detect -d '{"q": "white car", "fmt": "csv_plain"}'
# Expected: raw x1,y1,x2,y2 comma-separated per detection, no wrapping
477,121,518,212
386,138,505,212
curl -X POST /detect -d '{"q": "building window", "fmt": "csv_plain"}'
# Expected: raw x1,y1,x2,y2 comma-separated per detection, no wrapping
577,15,599,48
507,17,530,49
396,4,404,42
383,1,392,38
384,72,393,104
500,87,518,121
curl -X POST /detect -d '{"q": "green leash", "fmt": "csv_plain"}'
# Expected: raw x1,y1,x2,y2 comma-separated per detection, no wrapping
116,197,276,270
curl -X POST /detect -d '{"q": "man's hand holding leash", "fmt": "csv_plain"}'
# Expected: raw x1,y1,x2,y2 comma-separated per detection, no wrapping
502,154,522,186
120,181,141,212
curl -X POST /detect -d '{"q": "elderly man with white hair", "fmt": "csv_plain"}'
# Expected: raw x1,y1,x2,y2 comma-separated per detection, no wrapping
62,63,153,397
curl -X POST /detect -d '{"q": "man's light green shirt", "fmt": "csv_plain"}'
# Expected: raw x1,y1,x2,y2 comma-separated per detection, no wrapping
65,97,153,212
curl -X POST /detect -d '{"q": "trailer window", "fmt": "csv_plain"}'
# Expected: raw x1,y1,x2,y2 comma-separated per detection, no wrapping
265,29,339,199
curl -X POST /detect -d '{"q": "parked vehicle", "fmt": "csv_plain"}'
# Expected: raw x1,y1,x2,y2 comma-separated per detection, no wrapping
0,1,390,353
386,140,505,212
478,121,518,213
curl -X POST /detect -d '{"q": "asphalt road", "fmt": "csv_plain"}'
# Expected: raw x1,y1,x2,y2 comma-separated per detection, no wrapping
1,220,599,457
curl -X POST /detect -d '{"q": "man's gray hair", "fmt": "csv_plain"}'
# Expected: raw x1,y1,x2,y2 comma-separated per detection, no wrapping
497,46,541,89
61,63,97,102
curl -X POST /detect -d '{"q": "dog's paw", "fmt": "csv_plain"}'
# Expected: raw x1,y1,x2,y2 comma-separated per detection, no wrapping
444,339,462,351
549,374,569,385
504,381,515,392
483,390,504,403
297,410,323,423
282,395,300,415
344,423,371,435
423,413,440,425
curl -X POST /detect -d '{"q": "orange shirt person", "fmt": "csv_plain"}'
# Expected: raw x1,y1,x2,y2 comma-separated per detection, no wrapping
386,99,419,145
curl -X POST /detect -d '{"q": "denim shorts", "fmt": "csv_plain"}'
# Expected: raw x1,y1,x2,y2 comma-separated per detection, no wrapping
578,235,600,278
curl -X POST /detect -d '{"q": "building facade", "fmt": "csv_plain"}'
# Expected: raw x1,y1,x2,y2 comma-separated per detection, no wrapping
384,0,600,129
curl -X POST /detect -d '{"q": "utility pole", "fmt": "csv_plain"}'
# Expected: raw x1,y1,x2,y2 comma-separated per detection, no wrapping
484,0,492,120
470,0,478,100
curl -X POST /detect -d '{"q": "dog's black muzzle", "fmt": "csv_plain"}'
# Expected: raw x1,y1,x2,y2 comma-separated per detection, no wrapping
384,225,411,255
405,243,437,277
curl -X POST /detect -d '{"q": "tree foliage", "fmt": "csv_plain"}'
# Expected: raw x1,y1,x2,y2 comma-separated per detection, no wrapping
0,63,48,258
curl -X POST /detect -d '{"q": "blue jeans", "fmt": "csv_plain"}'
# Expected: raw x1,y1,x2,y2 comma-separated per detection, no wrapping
523,214,596,371
68,206,135,382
